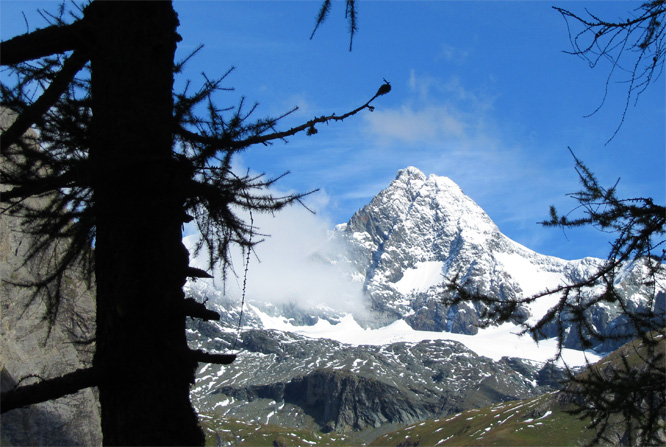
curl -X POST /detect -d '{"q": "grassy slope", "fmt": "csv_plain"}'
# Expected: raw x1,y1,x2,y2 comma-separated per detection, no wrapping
370,393,594,446
197,393,593,446
371,334,664,446
200,417,366,446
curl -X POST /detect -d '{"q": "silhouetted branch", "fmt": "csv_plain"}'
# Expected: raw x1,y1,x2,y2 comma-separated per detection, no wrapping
186,266,214,279
0,51,89,152
310,0,332,41
189,350,236,365
183,298,220,321
0,21,87,65
310,0,359,51
553,2,666,142
0,167,85,202
176,80,389,153
0,367,97,414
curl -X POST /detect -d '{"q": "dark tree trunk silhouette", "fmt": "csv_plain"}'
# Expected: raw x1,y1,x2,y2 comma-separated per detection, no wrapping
1,1,387,444
88,2,203,444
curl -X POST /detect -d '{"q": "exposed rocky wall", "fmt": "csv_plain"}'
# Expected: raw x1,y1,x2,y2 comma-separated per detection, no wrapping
0,108,101,446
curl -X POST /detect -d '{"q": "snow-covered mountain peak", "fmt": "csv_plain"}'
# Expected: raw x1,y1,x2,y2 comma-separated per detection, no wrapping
395,165,427,182
394,166,465,199
339,168,504,285
344,167,499,255
330,167,660,349
187,166,660,357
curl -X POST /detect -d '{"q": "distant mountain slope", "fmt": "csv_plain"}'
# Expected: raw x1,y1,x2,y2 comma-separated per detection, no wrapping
370,334,666,446
188,317,569,437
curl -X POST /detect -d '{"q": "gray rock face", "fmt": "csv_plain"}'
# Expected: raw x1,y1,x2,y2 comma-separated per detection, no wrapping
0,108,101,446
219,368,430,432
333,167,662,350
190,324,564,434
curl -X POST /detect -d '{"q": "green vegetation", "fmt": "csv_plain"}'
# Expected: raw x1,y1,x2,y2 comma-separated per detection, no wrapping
197,394,595,446
200,417,361,447
370,394,594,447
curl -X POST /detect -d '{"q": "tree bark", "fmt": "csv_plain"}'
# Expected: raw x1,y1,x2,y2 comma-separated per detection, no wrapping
87,2,204,445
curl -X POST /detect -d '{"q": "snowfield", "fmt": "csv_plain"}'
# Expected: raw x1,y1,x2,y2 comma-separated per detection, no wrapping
393,261,446,294
250,304,601,367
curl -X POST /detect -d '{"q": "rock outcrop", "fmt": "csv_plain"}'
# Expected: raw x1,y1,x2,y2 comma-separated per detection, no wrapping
0,108,101,446
190,326,565,434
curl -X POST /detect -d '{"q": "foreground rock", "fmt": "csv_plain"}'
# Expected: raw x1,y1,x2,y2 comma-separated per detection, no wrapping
0,109,101,446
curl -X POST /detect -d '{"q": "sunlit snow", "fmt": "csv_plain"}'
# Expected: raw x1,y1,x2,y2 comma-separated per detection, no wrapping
494,251,570,324
393,261,445,294
251,305,600,367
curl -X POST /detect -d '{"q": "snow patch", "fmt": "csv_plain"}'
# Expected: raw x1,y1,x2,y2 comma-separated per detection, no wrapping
393,261,445,294
255,309,600,367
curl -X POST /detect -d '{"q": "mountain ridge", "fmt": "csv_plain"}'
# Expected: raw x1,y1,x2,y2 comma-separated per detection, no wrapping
329,166,656,350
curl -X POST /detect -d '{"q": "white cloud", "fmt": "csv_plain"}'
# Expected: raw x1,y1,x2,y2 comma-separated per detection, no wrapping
187,185,366,313
365,71,497,149
364,104,467,145
437,42,470,64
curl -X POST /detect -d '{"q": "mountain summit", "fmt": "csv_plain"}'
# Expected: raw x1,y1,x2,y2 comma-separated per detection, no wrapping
187,166,659,351
334,167,653,349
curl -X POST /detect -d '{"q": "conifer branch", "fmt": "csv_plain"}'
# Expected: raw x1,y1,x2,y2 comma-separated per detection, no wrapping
0,51,89,152
0,21,87,65
176,82,389,153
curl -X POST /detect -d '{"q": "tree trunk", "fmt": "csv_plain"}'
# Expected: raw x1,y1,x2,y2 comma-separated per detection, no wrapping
88,2,204,445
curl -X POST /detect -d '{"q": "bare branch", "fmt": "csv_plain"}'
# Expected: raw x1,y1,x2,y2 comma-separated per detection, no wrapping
0,51,89,152
0,21,87,65
177,81,389,153
1,367,97,414
553,2,666,142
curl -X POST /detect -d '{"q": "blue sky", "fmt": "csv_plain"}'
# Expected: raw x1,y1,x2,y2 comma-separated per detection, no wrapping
2,1,664,262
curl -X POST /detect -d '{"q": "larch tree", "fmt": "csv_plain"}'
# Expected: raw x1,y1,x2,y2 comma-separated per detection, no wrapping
0,0,384,445
445,1,665,445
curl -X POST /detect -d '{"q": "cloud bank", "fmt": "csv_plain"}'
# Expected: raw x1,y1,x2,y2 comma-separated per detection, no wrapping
185,190,365,314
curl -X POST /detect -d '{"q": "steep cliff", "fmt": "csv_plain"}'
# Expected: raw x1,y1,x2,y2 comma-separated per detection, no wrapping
334,167,660,350
0,108,101,446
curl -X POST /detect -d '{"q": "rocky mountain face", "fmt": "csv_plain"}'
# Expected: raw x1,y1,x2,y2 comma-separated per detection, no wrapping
333,167,660,350
0,109,101,446
188,316,567,436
